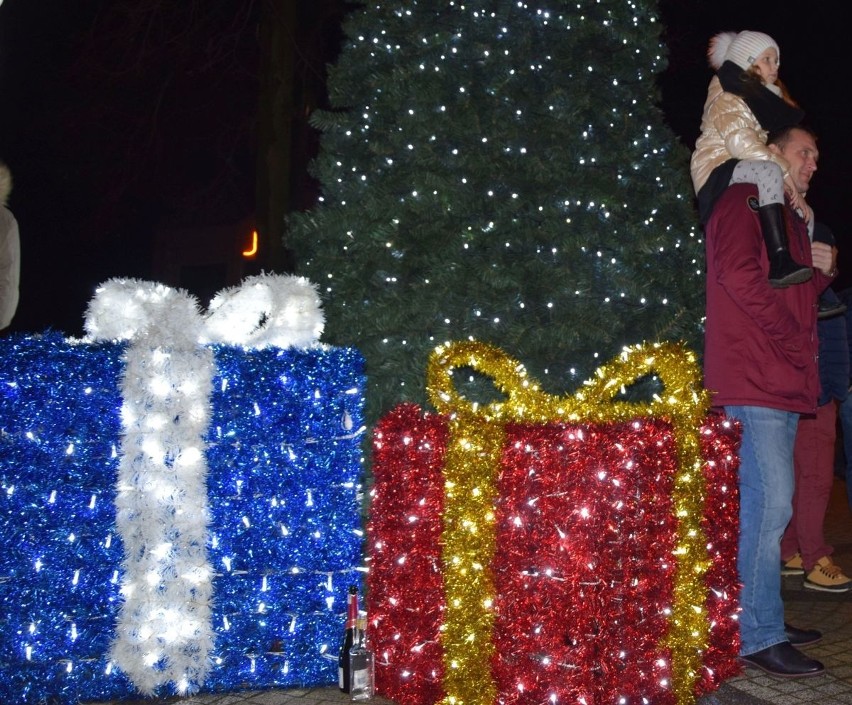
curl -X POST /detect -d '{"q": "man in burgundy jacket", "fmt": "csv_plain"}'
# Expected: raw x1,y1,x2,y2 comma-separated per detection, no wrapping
703,125,835,678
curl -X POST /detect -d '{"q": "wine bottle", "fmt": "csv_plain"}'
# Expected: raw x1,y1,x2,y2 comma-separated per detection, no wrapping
349,615,375,701
338,585,358,692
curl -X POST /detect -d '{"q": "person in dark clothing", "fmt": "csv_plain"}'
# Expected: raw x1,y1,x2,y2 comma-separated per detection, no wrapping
835,287,852,509
781,241,852,591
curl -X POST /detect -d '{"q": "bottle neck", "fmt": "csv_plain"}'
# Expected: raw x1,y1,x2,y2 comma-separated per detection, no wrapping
346,592,358,629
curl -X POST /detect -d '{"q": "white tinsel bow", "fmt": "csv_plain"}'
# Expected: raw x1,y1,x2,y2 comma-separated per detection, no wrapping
84,273,325,349
83,274,324,695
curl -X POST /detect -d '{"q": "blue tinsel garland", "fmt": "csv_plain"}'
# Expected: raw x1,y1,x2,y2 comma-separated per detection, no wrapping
0,332,366,704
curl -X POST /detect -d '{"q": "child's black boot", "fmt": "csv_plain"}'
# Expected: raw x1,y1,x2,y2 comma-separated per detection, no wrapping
758,203,812,288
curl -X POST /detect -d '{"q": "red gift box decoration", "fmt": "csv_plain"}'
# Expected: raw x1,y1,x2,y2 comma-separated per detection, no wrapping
367,341,741,705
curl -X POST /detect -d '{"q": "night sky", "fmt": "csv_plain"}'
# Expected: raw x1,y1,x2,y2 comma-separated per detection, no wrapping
1,0,849,335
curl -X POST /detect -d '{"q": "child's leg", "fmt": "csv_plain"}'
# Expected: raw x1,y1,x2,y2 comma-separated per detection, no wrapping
730,160,811,287
730,160,786,206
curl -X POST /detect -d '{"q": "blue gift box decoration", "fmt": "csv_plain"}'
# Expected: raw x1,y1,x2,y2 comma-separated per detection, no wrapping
0,275,366,704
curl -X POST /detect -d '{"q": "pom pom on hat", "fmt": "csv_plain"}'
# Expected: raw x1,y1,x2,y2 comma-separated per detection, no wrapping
708,30,779,71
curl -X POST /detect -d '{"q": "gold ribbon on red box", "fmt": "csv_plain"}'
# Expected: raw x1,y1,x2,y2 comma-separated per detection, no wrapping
427,340,715,705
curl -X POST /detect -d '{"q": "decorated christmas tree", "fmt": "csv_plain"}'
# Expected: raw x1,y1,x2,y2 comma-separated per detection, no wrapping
289,0,702,423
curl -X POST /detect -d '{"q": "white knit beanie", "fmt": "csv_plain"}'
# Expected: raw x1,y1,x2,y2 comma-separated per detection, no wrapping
708,31,780,71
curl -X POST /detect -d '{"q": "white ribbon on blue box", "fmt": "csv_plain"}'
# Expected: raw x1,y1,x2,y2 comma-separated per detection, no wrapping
0,274,366,704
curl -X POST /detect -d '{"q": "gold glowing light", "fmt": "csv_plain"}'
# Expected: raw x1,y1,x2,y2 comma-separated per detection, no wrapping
242,230,259,258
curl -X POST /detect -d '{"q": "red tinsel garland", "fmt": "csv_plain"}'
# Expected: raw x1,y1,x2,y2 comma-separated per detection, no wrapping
367,408,741,705
366,341,742,705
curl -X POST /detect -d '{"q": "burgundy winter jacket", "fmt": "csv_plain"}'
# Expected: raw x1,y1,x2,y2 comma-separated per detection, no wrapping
703,183,831,414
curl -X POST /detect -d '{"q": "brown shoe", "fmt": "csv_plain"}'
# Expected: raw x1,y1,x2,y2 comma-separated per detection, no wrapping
804,556,852,593
782,553,804,576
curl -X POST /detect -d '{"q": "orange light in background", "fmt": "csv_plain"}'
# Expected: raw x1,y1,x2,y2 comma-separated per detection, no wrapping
242,230,258,258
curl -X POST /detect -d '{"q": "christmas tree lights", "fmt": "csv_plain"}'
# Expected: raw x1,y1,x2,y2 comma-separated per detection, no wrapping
290,1,704,424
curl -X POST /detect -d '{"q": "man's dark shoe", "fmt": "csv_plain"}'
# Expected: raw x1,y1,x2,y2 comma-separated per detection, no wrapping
784,622,822,647
740,642,824,678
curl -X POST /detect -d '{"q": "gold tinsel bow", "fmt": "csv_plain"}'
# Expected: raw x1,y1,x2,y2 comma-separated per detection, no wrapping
425,340,713,705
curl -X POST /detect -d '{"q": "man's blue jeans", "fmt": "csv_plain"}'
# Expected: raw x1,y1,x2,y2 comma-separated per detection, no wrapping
725,405,798,656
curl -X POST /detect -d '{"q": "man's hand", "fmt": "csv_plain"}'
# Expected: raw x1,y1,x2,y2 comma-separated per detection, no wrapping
811,242,837,277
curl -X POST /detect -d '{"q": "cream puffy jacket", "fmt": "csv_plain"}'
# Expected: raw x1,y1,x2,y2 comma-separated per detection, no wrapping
689,76,790,195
